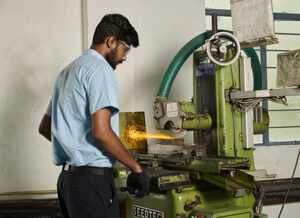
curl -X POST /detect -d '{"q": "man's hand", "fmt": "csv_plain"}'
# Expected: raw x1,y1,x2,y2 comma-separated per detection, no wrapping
126,170,150,198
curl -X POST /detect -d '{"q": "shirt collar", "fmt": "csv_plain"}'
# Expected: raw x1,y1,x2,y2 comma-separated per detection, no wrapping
84,49,113,71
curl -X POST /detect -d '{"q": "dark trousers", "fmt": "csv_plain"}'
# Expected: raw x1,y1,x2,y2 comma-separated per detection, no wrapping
57,168,119,218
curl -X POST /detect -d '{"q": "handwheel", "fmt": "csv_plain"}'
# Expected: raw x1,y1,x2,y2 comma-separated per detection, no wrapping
206,32,241,66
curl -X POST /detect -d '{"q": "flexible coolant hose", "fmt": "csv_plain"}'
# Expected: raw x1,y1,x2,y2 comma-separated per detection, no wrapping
156,30,262,100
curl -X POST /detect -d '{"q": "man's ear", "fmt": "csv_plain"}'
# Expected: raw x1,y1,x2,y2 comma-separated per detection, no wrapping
106,36,117,49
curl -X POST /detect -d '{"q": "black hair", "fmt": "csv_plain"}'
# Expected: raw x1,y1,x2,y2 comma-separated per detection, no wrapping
92,14,139,47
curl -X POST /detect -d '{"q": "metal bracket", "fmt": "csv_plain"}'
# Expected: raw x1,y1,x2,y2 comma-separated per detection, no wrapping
229,88,300,100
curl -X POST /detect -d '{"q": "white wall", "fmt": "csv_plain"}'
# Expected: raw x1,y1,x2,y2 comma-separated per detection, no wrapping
0,0,205,199
0,0,82,198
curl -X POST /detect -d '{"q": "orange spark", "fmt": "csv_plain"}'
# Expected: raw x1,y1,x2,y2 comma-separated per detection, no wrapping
125,124,174,145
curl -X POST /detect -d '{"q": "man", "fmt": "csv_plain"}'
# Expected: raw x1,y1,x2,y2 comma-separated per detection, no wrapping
39,14,150,218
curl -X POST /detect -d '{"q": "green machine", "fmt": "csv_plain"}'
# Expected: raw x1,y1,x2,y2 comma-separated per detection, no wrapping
124,31,272,218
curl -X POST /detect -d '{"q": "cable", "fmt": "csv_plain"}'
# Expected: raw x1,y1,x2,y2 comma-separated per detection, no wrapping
278,148,300,218
230,64,237,157
228,64,288,113
256,185,265,214
227,62,287,113
231,105,237,157
230,64,236,89
234,96,288,112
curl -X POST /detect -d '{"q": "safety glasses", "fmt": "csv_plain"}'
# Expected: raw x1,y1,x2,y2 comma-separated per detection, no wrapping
118,40,131,54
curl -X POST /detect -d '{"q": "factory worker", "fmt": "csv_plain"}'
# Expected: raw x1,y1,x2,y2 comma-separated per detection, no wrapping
38,13,150,218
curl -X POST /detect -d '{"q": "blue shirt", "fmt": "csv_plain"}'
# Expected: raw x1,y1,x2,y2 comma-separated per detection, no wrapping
45,49,119,167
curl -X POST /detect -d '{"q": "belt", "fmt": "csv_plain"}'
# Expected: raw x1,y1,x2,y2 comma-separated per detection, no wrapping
62,163,113,176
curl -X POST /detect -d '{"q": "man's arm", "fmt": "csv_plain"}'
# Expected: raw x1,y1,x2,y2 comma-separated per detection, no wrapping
92,107,142,173
39,114,52,141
